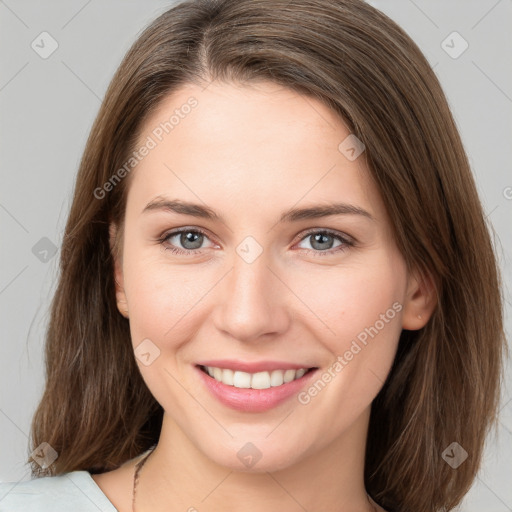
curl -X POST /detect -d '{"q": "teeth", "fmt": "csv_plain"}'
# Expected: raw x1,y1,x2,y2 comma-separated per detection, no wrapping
233,370,251,388
270,370,284,387
251,371,270,390
295,368,306,378
283,369,296,383
222,368,234,386
203,366,309,390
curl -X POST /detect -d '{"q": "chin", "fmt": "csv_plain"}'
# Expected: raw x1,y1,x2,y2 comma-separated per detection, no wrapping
201,437,309,474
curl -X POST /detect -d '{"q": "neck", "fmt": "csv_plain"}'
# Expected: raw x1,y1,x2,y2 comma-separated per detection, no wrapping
135,408,376,512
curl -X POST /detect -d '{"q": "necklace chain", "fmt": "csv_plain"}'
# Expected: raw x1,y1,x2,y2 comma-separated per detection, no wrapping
132,447,377,512
132,446,155,512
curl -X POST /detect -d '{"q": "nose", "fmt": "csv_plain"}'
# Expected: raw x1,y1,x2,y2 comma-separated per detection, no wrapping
211,250,291,343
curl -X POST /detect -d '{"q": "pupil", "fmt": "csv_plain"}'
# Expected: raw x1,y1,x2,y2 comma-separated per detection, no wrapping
182,231,202,249
312,233,332,250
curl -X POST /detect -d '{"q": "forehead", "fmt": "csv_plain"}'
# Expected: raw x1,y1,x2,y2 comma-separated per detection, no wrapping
127,80,384,222
137,80,350,155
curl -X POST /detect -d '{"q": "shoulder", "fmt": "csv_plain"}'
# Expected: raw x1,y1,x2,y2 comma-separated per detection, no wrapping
0,471,118,511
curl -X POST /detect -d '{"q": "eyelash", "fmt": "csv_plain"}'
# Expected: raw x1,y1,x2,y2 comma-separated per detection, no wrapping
157,227,354,257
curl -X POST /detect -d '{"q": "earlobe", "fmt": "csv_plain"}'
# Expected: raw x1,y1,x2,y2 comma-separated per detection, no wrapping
109,222,129,319
115,280,129,319
401,267,437,330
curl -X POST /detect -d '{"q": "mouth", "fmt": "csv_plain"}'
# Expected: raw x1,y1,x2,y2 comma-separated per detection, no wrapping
198,364,316,389
195,362,319,412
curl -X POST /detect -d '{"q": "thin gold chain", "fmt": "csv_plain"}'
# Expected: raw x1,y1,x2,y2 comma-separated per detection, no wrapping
132,447,155,512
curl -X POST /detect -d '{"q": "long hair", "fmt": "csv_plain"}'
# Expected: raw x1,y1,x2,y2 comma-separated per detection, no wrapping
28,1,507,511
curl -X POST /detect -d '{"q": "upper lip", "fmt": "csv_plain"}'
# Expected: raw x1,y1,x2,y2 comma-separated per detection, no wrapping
196,359,316,373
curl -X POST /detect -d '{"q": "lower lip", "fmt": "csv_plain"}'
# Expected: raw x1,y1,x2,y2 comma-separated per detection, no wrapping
196,366,318,412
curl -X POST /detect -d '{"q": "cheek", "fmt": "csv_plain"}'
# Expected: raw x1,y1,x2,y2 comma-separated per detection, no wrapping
121,245,205,348
121,250,210,413
297,259,405,395
293,276,403,437
293,259,404,341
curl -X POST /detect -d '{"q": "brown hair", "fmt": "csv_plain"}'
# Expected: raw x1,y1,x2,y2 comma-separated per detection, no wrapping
28,1,507,511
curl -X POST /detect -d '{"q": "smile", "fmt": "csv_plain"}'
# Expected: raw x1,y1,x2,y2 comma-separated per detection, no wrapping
199,365,312,389
195,361,319,412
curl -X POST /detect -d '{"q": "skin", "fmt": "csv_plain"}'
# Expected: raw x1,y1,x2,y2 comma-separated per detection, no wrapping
92,80,435,512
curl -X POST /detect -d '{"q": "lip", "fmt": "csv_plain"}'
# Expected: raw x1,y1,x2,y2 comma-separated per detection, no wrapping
195,364,318,413
196,359,313,373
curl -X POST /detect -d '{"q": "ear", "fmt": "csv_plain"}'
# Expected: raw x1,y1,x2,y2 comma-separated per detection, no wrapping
401,267,437,330
109,222,129,319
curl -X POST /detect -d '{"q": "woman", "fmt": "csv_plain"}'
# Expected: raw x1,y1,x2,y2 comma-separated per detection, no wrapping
0,0,506,511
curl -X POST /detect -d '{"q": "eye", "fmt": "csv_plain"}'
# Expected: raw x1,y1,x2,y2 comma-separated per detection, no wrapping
158,227,354,257
295,229,354,256
158,228,216,255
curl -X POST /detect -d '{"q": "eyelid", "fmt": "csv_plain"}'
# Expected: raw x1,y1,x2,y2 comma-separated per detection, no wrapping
159,226,217,247
293,227,356,246
158,226,356,255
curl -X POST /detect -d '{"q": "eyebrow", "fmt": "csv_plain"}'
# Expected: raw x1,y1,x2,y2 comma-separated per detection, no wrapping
142,197,374,223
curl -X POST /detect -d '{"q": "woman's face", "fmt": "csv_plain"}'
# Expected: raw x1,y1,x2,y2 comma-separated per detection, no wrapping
112,80,427,472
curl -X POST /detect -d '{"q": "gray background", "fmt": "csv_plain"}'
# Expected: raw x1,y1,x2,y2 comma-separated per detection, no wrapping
1,0,511,510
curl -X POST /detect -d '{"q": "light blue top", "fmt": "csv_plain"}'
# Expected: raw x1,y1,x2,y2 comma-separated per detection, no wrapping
0,470,118,511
